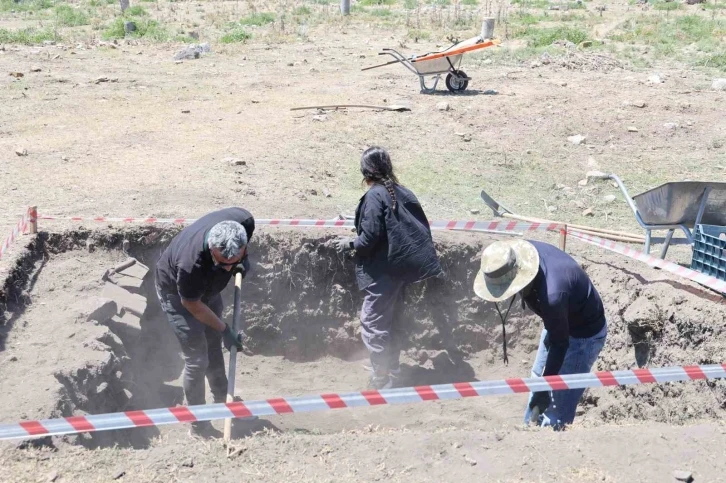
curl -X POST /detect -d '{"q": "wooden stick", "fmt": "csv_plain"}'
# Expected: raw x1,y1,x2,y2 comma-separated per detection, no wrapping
499,213,645,241
570,229,643,244
224,272,243,443
290,104,410,112
559,225,567,252
29,206,37,234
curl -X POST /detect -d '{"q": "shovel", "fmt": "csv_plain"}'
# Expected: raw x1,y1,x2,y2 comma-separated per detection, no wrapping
290,104,411,112
480,189,646,242
223,271,244,442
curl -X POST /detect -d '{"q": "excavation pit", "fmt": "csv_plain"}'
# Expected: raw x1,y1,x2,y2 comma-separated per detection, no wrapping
1,226,724,449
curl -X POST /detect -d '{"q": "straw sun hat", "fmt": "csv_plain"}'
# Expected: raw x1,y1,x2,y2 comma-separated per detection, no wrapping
473,240,540,302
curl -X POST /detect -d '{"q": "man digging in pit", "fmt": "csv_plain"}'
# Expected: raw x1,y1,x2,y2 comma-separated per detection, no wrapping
155,207,253,437
473,239,608,430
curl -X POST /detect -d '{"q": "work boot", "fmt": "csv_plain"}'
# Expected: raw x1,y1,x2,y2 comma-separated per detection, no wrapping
368,368,402,390
189,421,222,439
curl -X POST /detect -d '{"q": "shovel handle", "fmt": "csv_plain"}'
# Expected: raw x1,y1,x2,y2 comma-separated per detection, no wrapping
223,272,244,442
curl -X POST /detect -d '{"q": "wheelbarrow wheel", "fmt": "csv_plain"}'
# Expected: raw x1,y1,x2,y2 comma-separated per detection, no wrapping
446,70,469,92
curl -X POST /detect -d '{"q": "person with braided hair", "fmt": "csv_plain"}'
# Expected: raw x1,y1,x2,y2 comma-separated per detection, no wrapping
335,146,442,389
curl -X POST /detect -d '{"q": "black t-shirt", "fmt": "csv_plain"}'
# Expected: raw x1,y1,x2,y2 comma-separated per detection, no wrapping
155,207,255,300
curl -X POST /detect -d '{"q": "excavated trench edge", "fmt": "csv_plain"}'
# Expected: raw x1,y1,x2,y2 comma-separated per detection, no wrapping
1,227,725,449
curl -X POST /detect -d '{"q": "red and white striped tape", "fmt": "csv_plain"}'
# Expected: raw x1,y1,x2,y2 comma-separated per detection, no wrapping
1,363,723,441
570,230,726,294
36,214,563,234
0,208,33,261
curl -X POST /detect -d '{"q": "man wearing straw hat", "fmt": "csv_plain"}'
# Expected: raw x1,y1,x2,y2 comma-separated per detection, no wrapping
473,240,608,429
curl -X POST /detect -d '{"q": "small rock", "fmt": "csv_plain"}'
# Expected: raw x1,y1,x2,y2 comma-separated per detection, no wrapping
711,78,726,91
309,189,318,196
482,89,498,95
181,109,191,114
30,66,42,73
124,21,136,34
582,207,594,217
567,134,586,145
469,209,480,215
586,170,606,179
437,101,450,111
182,458,194,468
96,382,108,394
309,67,319,74
7,356,18,362
579,40,593,48
174,45,204,61
673,470,693,482
648,74,663,84
9,72,23,78
632,101,646,108
603,194,617,203
47,471,59,482
530,61,542,68
86,239,95,252
560,81,567,87
224,157,245,166
43,40,56,46
198,43,211,53
578,179,588,186
547,205,557,213
323,188,331,198
113,469,126,480
61,155,69,161
627,126,638,132
15,147,28,156
74,297,118,324
664,122,679,130
95,76,109,84
464,456,477,466
312,114,327,122
287,62,294,67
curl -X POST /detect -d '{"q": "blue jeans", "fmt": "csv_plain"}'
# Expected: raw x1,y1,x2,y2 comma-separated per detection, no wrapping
524,323,607,429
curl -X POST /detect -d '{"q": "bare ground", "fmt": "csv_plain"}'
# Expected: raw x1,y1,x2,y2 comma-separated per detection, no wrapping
1,14,726,483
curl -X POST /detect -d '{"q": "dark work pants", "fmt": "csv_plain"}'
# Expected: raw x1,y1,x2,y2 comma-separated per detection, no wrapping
360,275,407,375
156,286,228,406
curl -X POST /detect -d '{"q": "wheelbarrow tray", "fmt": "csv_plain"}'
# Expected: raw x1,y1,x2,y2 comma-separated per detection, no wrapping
632,181,726,227
410,38,497,75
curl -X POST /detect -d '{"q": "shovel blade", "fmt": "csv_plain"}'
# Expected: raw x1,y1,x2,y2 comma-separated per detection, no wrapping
480,189,512,216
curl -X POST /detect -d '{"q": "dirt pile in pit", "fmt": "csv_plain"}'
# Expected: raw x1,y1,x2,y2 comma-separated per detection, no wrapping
576,255,726,424
0,245,134,447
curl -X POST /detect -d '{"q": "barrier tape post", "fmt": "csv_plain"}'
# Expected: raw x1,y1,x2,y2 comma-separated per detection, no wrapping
29,206,37,235
559,224,567,252
0,208,32,262
0,363,724,441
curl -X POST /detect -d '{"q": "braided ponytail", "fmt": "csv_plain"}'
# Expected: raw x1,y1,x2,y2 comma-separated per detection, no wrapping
383,177,397,211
